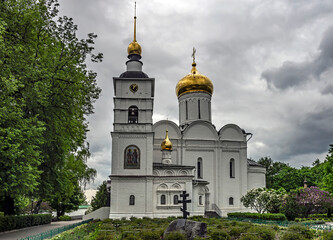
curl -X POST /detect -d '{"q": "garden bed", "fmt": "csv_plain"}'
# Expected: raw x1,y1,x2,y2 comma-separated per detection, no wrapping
50,216,333,240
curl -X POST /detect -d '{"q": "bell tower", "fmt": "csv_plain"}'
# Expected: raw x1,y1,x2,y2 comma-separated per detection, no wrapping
110,3,155,218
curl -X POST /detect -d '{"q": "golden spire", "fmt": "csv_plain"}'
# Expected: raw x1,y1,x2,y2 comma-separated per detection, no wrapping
161,122,172,151
134,2,137,42
127,2,142,56
175,47,214,97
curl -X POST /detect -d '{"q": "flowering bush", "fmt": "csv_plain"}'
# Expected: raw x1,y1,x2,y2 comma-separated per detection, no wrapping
281,186,333,220
241,188,286,214
296,186,333,218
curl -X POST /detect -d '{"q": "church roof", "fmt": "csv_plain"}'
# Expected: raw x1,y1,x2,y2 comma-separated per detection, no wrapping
153,162,195,169
247,159,265,168
119,71,149,78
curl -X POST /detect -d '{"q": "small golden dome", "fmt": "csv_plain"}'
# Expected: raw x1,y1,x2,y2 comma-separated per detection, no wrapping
127,41,142,55
176,62,213,97
161,130,172,151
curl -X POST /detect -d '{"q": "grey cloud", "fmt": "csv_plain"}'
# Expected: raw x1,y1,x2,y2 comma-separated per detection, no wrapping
255,106,333,163
56,0,333,189
292,107,333,155
322,84,333,95
262,26,333,90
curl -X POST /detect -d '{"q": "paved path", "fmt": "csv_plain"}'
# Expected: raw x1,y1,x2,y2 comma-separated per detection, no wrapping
0,219,83,240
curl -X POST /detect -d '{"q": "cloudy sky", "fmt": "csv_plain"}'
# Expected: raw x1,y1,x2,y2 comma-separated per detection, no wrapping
58,0,333,189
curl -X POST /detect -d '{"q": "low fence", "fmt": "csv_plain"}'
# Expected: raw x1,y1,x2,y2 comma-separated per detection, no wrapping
228,217,333,231
19,219,93,240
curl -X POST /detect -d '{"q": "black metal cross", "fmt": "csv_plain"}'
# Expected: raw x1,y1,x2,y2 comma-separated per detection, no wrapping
178,190,191,219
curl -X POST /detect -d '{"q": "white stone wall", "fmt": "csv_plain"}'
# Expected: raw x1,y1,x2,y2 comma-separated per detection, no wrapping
247,166,266,190
111,132,154,176
110,177,153,219
178,92,212,125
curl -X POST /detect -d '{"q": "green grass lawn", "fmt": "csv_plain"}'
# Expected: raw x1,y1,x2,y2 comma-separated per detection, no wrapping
51,216,333,240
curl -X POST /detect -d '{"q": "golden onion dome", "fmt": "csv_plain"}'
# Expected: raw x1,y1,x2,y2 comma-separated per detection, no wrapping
127,41,142,56
176,62,213,97
161,130,172,151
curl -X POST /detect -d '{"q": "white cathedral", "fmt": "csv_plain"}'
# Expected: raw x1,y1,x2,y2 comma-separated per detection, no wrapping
109,14,265,219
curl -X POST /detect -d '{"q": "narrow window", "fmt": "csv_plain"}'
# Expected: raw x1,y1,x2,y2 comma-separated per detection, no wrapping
129,195,135,205
199,196,203,205
161,195,166,205
185,101,188,120
208,101,211,121
230,159,235,178
229,197,234,205
197,158,203,179
128,105,138,123
173,195,179,205
198,99,201,119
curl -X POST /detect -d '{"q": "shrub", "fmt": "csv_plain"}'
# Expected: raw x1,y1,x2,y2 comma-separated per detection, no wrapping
209,230,231,240
95,231,114,240
280,224,314,240
228,227,243,238
248,226,275,240
239,234,259,240
141,231,160,240
227,212,287,221
286,224,314,239
58,215,71,221
164,232,186,240
280,192,300,221
281,231,305,240
123,234,139,240
322,231,333,240
0,214,52,232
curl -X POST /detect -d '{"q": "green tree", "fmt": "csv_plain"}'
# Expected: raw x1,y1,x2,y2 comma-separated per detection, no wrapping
91,181,109,211
258,157,324,192
0,0,101,214
258,157,289,189
48,147,96,218
321,145,333,193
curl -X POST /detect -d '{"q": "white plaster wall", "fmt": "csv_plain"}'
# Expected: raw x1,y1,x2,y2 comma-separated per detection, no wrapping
247,167,266,190
219,124,245,141
183,148,215,208
111,133,153,176
114,78,154,99
192,185,206,216
178,92,212,125
110,178,153,219
184,123,218,140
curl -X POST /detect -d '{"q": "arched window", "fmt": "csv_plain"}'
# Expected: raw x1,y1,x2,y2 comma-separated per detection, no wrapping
185,101,188,120
173,195,179,205
199,196,203,205
229,197,234,205
128,105,138,123
197,157,203,179
161,195,166,205
129,195,135,205
230,159,235,178
198,99,201,119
